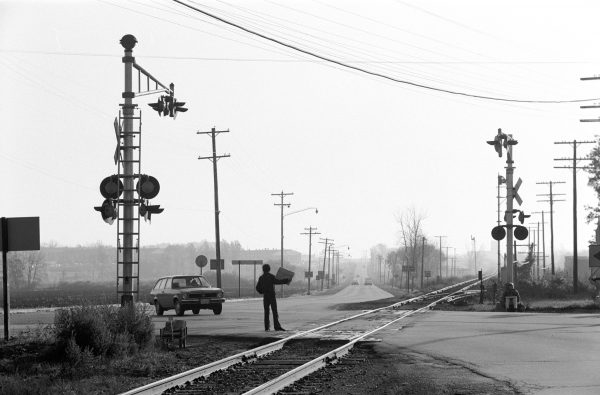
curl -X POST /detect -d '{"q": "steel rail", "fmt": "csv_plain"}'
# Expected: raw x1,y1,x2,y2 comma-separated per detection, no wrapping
121,277,484,395
244,277,490,394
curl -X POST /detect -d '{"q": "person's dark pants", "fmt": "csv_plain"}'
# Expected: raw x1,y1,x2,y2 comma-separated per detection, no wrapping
263,294,281,330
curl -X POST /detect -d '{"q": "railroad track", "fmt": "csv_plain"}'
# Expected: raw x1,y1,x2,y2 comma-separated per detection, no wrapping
123,277,489,395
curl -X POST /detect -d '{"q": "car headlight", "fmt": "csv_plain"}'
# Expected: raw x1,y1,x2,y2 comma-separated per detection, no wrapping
218,291,224,298
182,293,189,299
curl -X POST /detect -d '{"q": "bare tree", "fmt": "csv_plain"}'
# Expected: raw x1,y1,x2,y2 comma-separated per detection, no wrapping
22,251,46,289
396,207,426,289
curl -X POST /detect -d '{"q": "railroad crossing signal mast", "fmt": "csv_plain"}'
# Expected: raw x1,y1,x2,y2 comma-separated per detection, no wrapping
94,35,187,305
488,129,524,284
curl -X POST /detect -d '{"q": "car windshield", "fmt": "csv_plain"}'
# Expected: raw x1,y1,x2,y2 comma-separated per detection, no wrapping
171,276,211,289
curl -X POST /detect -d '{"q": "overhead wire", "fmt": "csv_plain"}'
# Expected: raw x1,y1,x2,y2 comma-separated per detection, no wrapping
172,0,599,104
310,0,579,93
206,0,555,104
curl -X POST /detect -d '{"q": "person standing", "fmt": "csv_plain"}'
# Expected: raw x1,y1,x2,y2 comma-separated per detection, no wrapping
256,264,290,331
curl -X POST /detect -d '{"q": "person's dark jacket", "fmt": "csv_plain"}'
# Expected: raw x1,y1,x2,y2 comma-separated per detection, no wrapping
256,273,288,296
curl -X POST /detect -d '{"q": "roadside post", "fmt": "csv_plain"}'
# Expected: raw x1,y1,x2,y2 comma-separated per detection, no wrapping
478,270,484,304
1,217,40,341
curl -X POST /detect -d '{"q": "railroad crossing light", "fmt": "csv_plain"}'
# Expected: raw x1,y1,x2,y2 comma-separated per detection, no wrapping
491,225,506,241
170,99,188,118
514,225,529,241
498,175,506,185
139,202,164,222
99,175,123,199
136,174,160,200
94,199,117,225
148,96,165,116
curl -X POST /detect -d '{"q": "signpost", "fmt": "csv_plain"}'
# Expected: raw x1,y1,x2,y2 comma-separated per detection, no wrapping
1,216,40,341
195,255,207,275
232,260,263,297
305,271,313,278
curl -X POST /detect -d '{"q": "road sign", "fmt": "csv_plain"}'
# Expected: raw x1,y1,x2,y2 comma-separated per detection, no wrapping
0,217,40,252
425,270,432,278
409,266,416,272
305,271,313,278
195,255,208,268
210,259,225,270
513,177,523,206
402,265,408,272
589,245,600,267
232,260,262,265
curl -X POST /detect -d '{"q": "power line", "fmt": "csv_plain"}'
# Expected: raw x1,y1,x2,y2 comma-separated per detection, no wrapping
172,0,600,104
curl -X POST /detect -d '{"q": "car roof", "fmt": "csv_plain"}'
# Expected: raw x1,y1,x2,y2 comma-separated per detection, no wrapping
159,275,207,279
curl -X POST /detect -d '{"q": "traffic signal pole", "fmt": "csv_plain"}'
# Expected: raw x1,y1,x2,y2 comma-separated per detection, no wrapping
505,141,515,284
121,37,136,304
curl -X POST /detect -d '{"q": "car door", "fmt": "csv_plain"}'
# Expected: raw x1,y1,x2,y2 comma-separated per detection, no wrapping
151,278,164,304
158,278,171,308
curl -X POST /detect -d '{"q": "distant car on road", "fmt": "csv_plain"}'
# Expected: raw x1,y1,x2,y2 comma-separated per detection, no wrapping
364,278,373,286
150,275,225,316
351,280,359,285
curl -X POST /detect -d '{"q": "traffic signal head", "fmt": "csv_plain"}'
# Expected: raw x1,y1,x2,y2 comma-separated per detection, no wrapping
148,97,165,116
94,199,117,225
517,211,531,224
170,99,188,118
139,201,164,222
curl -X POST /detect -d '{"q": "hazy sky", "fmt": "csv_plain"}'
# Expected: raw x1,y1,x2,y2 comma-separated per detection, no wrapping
2,0,600,264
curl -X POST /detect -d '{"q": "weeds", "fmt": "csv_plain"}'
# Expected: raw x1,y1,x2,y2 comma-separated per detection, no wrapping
54,302,154,359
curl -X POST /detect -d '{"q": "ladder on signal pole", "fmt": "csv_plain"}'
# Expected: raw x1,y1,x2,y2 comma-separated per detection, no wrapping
116,108,142,302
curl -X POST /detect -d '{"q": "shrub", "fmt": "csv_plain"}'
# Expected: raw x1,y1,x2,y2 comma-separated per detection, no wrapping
54,303,154,359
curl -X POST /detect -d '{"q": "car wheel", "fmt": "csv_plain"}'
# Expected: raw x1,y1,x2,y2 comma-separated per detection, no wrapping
192,308,200,315
212,304,222,315
155,300,164,316
175,300,185,316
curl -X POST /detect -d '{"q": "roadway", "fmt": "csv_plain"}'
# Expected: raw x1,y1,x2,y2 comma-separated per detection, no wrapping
5,283,599,394
381,309,600,394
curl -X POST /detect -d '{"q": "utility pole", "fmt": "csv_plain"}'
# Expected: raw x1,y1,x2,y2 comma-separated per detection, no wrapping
536,181,565,276
420,236,425,289
497,174,506,282
327,244,334,288
434,235,446,281
272,191,293,295
443,246,452,278
198,128,230,288
453,248,457,277
301,226,320,295
377,254,383,284
471,236,477,275
318,238,332,291
554,140,594,293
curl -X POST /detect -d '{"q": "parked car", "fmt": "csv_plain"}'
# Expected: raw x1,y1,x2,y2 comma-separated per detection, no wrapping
364,278,373,285
351,280,359,285
150,275,225,316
